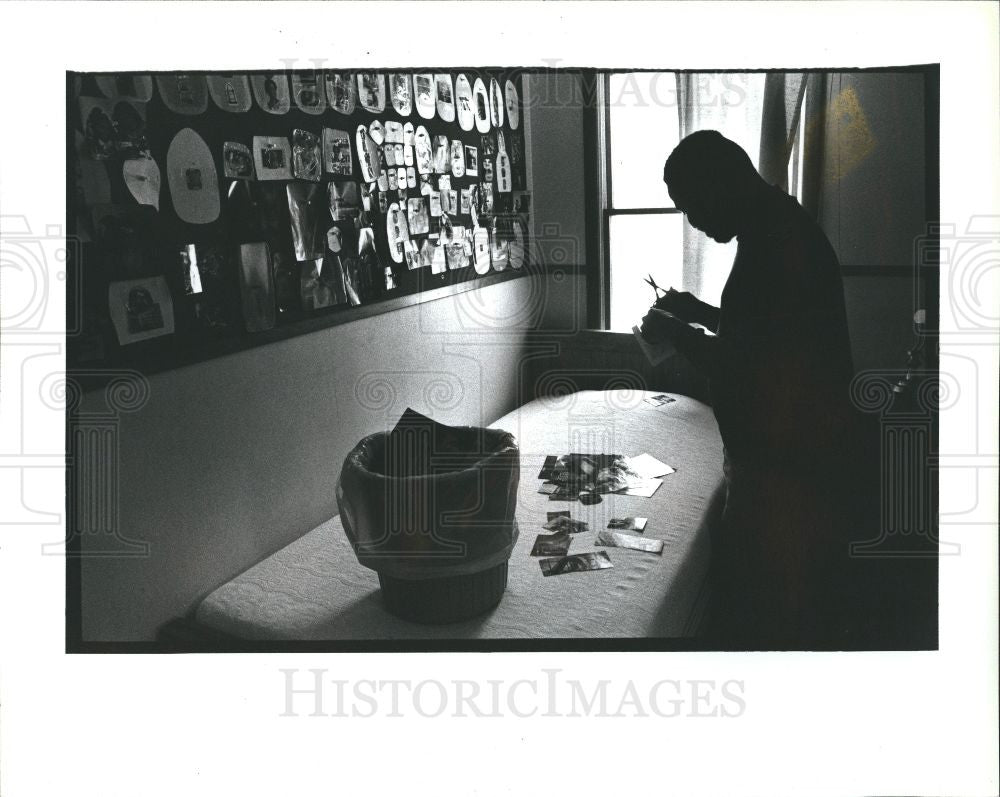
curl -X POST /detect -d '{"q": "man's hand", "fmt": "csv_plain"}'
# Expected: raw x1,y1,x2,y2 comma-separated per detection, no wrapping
654,288,705,324
640,307,688,344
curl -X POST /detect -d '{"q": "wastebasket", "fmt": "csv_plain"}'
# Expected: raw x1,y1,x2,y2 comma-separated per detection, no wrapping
336,409,520,623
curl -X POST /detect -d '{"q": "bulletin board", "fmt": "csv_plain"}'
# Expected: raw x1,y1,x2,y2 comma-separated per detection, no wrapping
67,70,530,378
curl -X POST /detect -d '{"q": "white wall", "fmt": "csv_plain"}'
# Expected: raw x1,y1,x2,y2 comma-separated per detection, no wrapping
813,71,929,372
524,72,590,332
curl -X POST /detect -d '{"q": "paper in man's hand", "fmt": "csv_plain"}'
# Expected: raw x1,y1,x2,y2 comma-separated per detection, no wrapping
632,325,676,365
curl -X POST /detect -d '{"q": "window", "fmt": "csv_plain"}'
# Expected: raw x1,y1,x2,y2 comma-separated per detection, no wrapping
599,72,803,332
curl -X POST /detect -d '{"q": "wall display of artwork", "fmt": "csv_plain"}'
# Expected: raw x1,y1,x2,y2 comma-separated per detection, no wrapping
68,69,530,377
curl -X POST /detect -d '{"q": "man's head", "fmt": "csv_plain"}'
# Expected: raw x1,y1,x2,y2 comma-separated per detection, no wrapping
663,130,761,243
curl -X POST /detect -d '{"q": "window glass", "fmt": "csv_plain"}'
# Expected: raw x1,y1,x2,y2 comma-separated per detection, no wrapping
608,72,680,209
608,213,684,332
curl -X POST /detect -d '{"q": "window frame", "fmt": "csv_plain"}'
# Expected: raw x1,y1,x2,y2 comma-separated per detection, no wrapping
585,71,684,331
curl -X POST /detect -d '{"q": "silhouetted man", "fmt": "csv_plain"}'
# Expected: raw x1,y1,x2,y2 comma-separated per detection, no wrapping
641,130,863,648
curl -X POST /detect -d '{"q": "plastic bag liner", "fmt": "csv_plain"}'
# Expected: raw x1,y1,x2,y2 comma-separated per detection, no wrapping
336,408,520,623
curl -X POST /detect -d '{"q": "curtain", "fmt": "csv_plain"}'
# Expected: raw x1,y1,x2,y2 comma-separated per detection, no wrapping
674,72,805,306
800,73,829,221
758,73,807,191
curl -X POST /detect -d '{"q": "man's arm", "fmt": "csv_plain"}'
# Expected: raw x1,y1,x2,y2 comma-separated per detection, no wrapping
655,290,721,333
640,308,726,378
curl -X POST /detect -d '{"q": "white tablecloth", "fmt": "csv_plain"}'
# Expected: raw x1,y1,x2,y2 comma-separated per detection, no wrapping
195,390,725,640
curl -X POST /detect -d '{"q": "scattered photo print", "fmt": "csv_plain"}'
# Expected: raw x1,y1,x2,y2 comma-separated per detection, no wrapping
460,188,472,215
608,517,648,532
596,530,664,554
531,532,571,558
539,551,614,577
538,455,559,480
543,516,588,534
547,511,570,522
223,142,254,180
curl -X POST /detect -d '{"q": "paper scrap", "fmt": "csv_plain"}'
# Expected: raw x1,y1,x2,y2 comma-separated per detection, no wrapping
625,453,675,480
618,478,662,498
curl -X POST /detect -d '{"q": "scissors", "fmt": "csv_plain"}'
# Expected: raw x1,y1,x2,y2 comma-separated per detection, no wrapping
645,273,667,299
